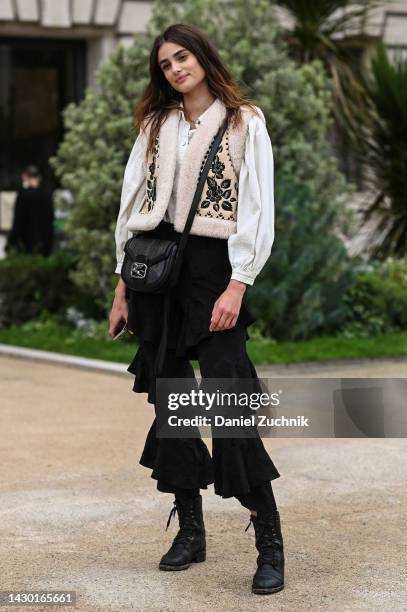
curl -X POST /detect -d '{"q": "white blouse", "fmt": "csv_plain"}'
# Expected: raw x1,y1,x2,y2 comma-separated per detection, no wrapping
115,104,275,286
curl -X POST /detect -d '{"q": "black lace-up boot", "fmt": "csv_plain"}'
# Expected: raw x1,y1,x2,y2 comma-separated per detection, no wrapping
159,493,206,571
245,510,285,594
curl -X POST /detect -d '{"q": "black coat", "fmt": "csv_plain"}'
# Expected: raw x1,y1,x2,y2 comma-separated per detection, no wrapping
6,185,54,257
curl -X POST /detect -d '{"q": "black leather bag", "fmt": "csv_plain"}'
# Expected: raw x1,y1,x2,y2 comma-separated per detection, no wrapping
121,236,179,293
121,117,228,295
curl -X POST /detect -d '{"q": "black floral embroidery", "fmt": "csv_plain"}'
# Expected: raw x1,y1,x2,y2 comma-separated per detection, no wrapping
146,177,157,211
142,138,159,213
197,133,238,220
140,128,238,221
212,147,225,177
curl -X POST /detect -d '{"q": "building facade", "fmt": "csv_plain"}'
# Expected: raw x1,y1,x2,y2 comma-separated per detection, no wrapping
0,0,407,245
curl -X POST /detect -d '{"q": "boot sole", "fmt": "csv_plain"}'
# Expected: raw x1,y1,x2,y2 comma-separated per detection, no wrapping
252,583,285,595
159,550,206,571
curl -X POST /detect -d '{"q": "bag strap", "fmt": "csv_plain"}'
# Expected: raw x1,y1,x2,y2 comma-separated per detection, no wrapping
171,116,229,279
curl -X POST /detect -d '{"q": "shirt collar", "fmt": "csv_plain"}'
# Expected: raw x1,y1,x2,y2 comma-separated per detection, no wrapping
178,98,217,126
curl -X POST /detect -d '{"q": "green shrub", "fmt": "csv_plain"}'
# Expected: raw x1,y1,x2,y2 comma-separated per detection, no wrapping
0,253,102,328
339,260,407,337
248,175,357,340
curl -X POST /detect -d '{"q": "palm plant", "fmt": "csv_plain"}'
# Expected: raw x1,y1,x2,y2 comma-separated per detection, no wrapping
356,42,407,258
273,0,382,134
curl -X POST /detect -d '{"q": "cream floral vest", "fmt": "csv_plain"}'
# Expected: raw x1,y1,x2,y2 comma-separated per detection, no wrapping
126,98,261,240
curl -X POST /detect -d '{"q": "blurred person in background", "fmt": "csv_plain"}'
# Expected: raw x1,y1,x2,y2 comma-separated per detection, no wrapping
6,164,54,257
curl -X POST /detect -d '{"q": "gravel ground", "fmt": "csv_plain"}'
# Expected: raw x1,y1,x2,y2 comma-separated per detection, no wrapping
0,354,406,612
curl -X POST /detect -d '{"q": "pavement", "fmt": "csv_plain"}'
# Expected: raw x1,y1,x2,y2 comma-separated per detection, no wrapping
0,352,406,611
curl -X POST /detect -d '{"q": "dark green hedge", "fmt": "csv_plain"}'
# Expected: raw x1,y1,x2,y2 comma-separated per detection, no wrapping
0,253,101,328
340,270,407,336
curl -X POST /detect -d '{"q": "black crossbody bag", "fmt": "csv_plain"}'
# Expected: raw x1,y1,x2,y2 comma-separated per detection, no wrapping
121,117,228,294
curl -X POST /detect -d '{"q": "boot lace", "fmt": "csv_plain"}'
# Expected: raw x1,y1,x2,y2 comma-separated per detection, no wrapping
245,516,254,532
165,500,198,547
244,514,281,566
165,501,178,531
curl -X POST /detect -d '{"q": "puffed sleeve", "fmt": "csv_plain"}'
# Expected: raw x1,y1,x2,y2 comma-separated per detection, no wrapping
227,109,275,286
114,130,147,274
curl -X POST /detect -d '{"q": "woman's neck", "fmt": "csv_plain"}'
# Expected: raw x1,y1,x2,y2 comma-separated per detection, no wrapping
182,88,216,124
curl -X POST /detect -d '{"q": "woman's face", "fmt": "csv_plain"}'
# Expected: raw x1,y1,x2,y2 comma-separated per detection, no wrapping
158,42,206,93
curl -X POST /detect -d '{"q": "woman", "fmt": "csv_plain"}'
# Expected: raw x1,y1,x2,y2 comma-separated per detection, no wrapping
109,23,285,595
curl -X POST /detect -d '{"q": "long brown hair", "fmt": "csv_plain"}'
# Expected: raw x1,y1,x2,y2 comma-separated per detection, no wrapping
134,23,260,159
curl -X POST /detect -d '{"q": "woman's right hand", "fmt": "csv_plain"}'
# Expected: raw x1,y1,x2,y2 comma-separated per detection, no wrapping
108,278,129,338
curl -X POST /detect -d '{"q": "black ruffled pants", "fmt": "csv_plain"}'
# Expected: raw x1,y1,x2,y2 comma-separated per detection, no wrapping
132,326,280,498
125,220,281,503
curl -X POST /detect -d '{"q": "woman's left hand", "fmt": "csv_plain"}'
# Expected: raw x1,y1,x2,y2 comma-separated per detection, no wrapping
209,280,247,332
